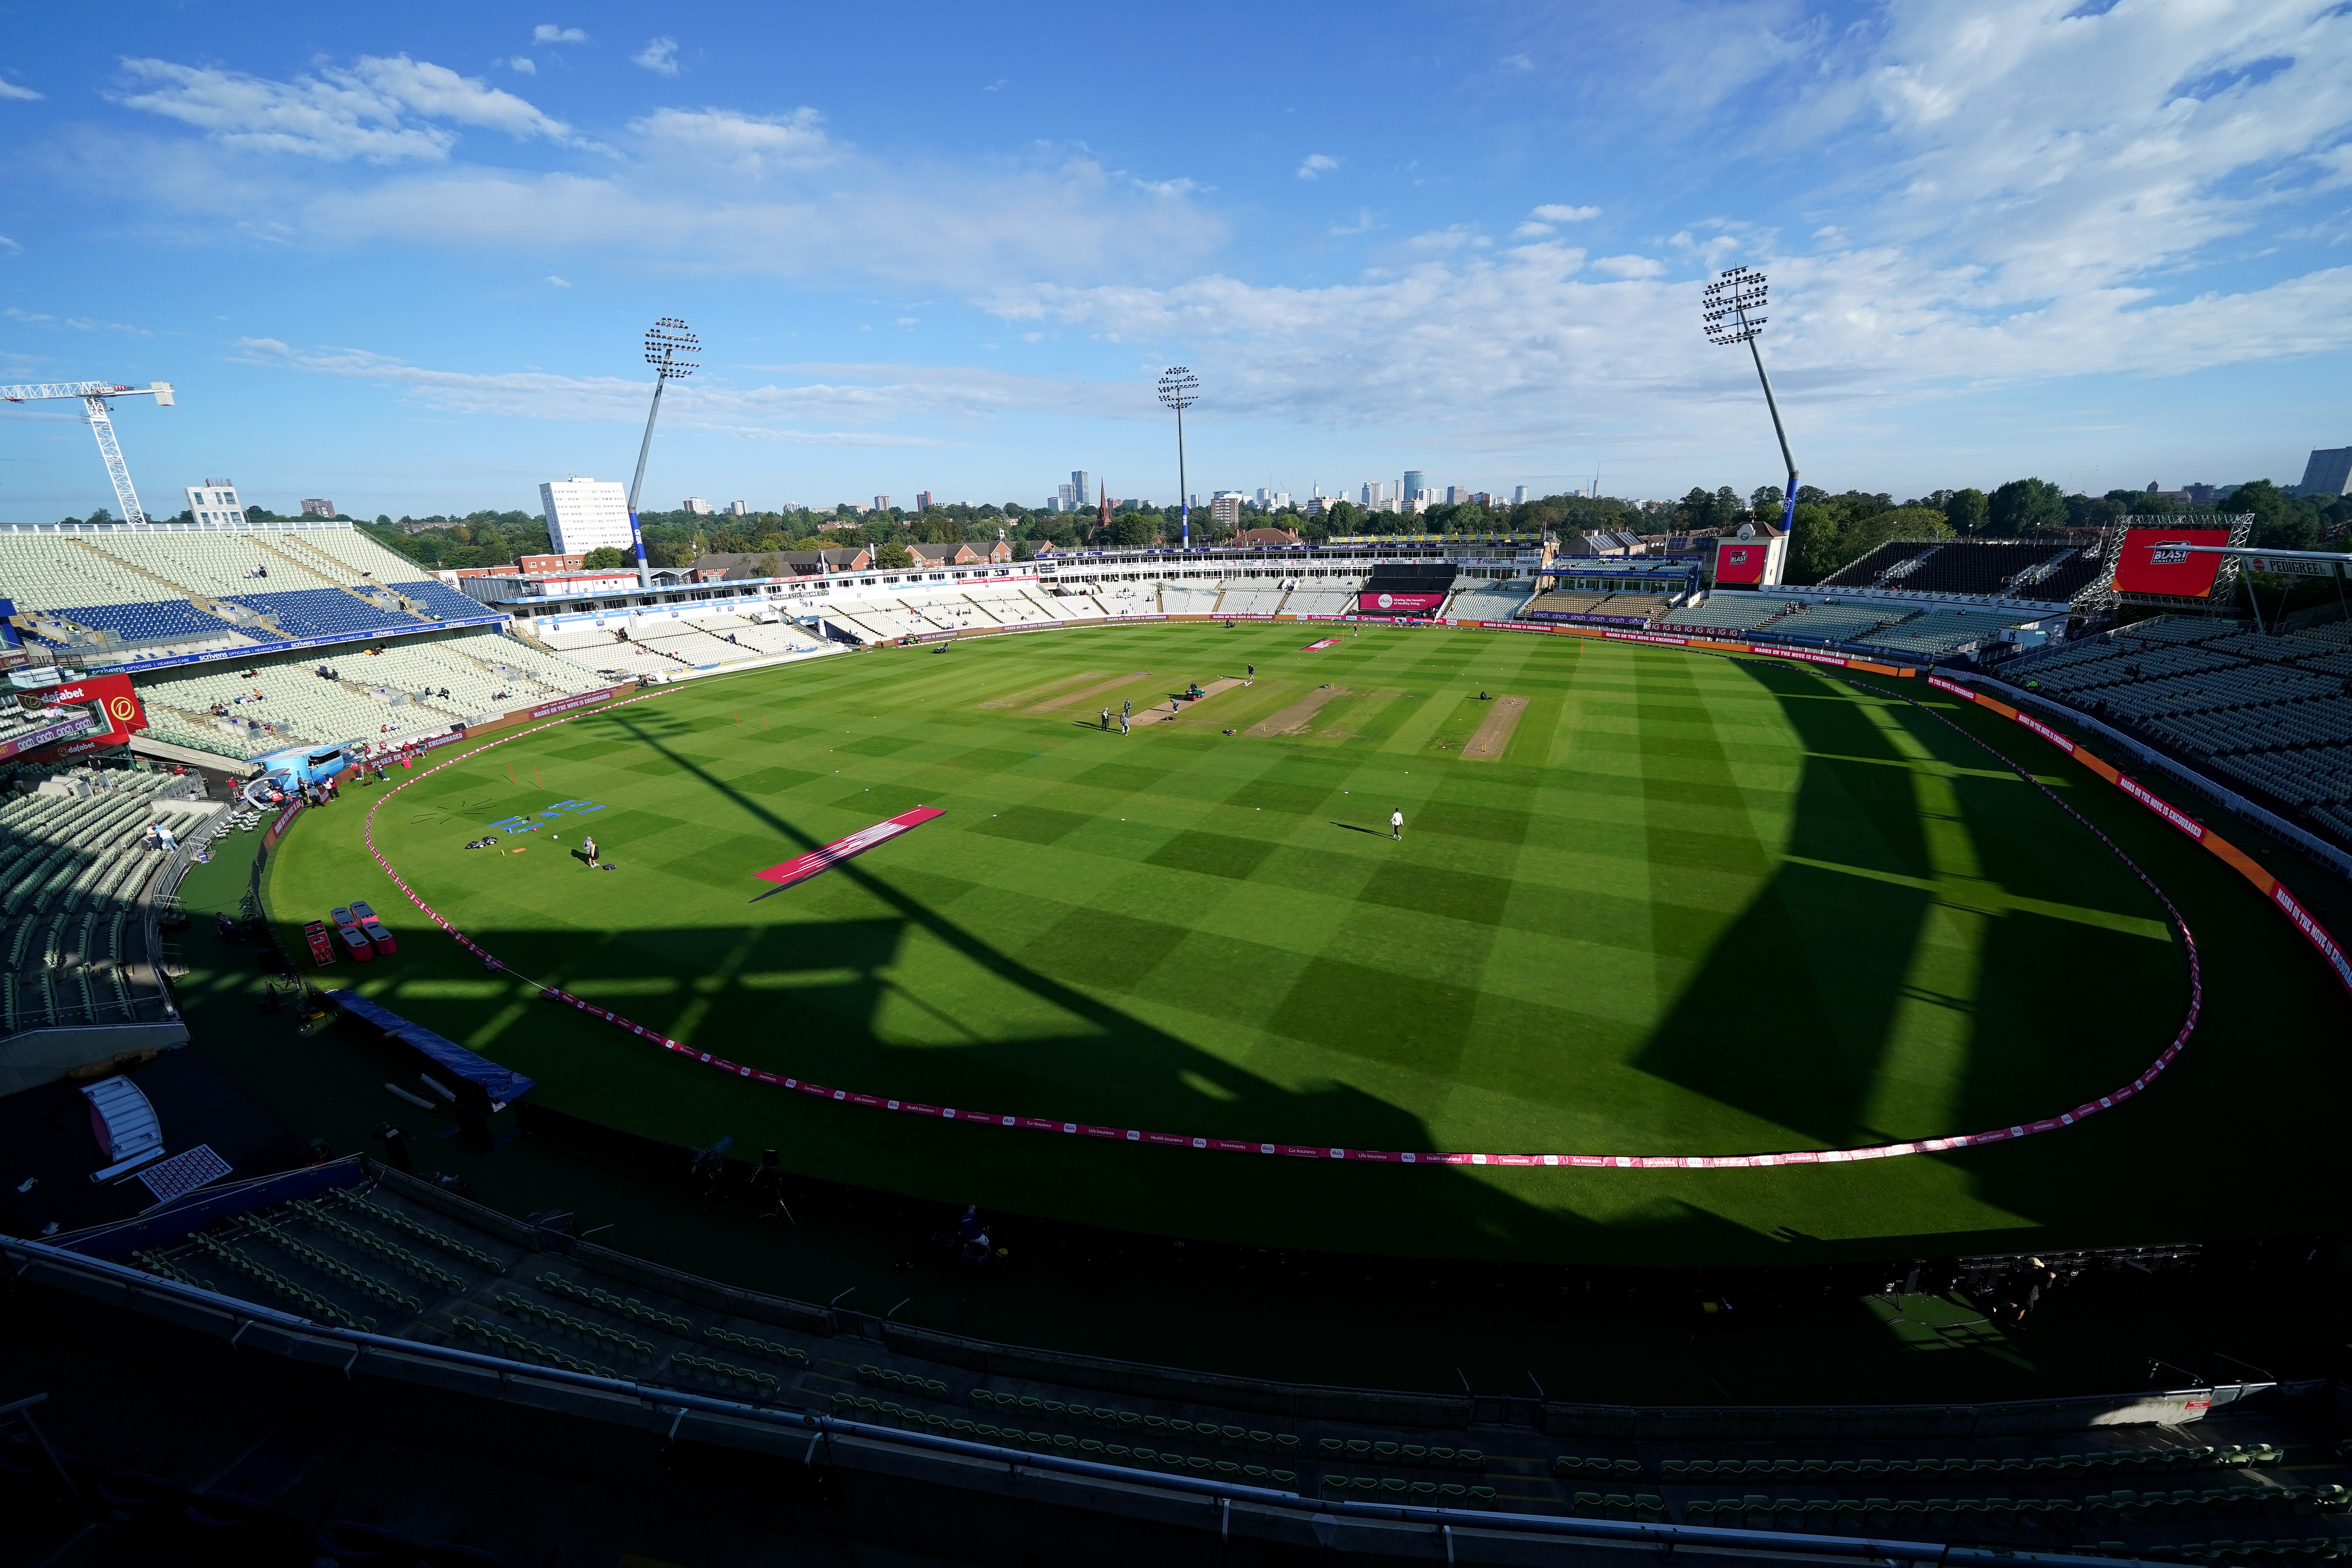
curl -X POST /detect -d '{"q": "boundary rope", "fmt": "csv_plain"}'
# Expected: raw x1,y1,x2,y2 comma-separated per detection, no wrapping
335,637,2237,1171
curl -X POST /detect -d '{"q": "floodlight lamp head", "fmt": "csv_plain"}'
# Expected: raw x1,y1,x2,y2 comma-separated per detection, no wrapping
644,316,700,380
1701,266,1769,346
1155,365,1200,411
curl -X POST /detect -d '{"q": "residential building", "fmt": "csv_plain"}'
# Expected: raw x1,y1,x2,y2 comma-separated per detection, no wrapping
1210,493,1245,529
539,477,634,556
2293,447,2352,498
300,498,335,519
1403,470,1426,501
915,491,934,511
518,553,586,575
1069,471,1090,509
1512,485,1529,504
683,497,714,515
727,500,749,516
183,479,243,528
1233,526,1300,546
874,496,892,512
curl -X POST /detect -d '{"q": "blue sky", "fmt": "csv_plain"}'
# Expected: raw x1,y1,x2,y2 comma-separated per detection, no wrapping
2,0,2349,521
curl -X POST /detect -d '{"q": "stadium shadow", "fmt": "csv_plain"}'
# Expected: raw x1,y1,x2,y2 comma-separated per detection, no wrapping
1629,659,2192,1170
1629,657,1941,1148
425,708,1769,1263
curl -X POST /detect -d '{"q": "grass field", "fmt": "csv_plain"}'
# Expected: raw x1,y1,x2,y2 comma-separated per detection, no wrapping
264,622,2351,1264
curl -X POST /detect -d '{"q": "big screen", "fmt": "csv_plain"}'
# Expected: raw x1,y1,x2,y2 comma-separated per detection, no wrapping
2113,526,2233,598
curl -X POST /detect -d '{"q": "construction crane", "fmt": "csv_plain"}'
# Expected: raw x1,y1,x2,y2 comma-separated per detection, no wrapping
0,381,175,525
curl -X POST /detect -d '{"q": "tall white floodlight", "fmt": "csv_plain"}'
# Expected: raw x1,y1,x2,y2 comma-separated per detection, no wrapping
1156,367,1200,551
1701,267,1798,536
627,317,699,589
0,381,176,525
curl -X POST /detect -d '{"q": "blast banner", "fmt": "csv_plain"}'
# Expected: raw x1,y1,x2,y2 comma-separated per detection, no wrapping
2113,526,2233,598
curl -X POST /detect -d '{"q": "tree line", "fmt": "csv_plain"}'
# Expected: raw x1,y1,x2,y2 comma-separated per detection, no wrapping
315,481,2350,586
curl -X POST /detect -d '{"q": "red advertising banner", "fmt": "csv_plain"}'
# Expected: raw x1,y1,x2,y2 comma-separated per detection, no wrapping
4,671,145,764
1356,591,1446,615
1713,539,1772,585
754,807,945,891
2113,526,2232,598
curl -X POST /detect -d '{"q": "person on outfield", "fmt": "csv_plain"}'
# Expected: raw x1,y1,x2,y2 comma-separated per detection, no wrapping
1100,707,1111,731
1391,808,1404,840
1119,712,1129,736
1245,663,1254,686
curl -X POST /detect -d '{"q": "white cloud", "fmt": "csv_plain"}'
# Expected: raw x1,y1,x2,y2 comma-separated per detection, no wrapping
532,25,587,44
1530,203,1601,223
982,235,2352,447
1296,153,1338,180
634,37,680,76
1329,209,1379,237
509,57,536,76
545,275,570,287
1794,0,2352,305
628,106,832,176
1593,254,1665,278
231,342,1111,443
1512,222,1555,239
113,54,575,163
6,306,149,334
1405,225,1488,252
1499,52,1535,73
0,74,42,102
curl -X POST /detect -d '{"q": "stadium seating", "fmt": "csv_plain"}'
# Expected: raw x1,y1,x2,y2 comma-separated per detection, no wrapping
0,525,497,670
131,630,608,760
2003,613,2352,840
0,770,207,1033
65,1159,2350,1561
1752,601,1915,642
1823,539,2091,603
1445,582,1534,620
1858,608,2036,658
1659,595,1795,634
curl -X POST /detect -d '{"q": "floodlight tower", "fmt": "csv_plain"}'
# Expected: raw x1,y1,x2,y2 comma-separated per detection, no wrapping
1157,367,1200,550
0,380,176,525
627,317,699,589
1701,267,1798,535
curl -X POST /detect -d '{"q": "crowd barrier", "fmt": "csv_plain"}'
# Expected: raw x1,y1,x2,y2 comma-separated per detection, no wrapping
328,629,2241,1173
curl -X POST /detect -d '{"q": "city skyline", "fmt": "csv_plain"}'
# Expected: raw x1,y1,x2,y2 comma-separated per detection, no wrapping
2,2,2348,522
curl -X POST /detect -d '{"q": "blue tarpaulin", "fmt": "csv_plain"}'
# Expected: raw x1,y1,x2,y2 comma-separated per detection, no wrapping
326,990,537,1109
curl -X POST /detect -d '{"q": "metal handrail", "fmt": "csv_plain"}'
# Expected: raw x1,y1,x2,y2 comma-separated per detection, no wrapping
0,1234,2134,1565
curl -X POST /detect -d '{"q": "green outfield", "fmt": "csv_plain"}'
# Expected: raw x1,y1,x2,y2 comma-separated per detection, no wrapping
263,623,2350,1264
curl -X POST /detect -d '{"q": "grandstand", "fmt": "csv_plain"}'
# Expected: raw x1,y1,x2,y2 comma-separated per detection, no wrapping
0,768,209,1033
5,1157,2341,1566
0,521,501,668
2004,612,2352,843
1659,595,1796,634
1819,537,2112,609
133,634,611,762
1443,581,1533,621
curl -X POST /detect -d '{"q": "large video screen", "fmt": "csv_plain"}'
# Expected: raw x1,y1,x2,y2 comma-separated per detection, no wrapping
1357,591,1447,616
2113,526,2234,598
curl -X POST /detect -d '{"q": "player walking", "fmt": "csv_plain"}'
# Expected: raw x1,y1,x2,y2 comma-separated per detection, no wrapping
1390,809,1404,840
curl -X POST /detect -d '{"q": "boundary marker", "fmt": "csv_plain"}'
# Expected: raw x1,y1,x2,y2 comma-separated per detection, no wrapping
321,622,2316,1171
